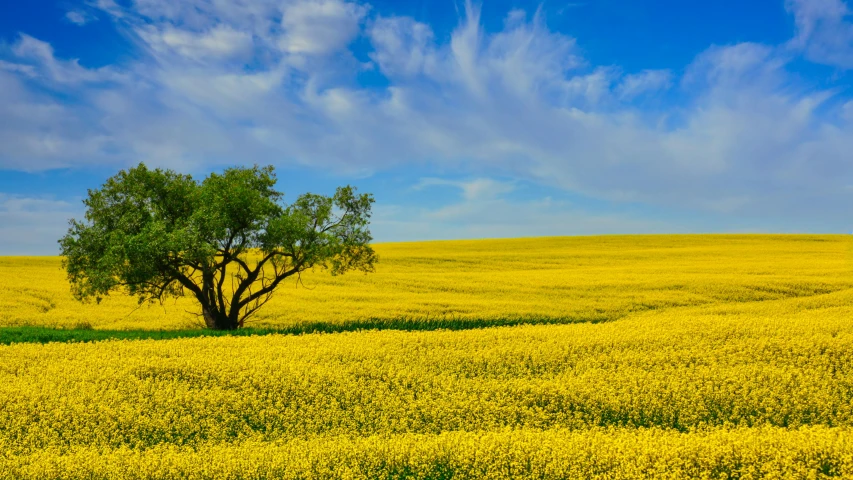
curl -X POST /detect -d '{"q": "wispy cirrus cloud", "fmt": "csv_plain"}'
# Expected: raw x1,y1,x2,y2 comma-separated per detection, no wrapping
0,0,851,236
6,34,124,84
616,69,672,99
0,194,81,255
65,10,97,26
414,178,516,201
786,0,853,68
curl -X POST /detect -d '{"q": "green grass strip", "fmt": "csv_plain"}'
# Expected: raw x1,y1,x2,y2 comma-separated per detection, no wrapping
0,316,606,345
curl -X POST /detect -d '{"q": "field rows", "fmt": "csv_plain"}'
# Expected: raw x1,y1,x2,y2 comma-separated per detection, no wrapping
4,427,853,479
1,235,850,330
1,235,852,478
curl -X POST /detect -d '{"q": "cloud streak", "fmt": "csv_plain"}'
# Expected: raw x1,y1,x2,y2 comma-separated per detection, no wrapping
65,10,97,26
0,195,81,255
0,0,851,234
787,0,853,68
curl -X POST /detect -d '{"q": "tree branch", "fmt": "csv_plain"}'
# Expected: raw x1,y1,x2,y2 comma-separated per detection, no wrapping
237,261,303,309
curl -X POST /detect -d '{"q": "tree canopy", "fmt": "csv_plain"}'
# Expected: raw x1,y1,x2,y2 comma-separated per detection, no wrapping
59,163,377,330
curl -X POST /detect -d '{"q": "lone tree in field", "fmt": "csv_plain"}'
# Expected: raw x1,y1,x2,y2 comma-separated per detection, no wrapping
59,163,377,330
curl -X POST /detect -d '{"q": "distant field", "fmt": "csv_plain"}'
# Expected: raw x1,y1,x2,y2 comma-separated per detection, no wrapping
2,234,851,330
2,235,853,478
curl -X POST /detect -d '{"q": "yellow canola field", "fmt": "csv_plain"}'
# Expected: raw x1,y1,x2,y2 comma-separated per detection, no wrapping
1,234,851,330
2,234,853,478
3,280,853,476
5,427,853,479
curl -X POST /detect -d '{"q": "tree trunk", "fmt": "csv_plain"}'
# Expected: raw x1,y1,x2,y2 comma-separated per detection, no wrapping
202,305,239,330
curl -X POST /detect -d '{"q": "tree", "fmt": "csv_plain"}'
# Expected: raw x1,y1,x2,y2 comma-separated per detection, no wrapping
59,163,377,330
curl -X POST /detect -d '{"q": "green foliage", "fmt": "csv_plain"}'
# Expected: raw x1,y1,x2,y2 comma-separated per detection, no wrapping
0,316,596,345
0,326,285,344
59,163,377,329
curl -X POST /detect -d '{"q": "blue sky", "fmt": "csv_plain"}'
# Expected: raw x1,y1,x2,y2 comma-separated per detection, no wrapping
1,0,853,254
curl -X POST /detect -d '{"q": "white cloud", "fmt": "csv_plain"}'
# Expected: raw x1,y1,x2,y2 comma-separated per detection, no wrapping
415,178,516,201
0,195,81,255
8,34,123,84
0,0,852,235
842,100,853,120
139,25,254,61
563,66,618,104
65,10,96,26
279,0,368,56
372,186,677,242
617,69,672,99
786,0,853,68
65,11,87,25
684,43,785,91
368,16,438,78
0,60,36,76
0,68,118,171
